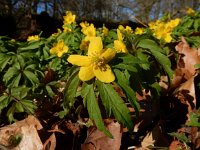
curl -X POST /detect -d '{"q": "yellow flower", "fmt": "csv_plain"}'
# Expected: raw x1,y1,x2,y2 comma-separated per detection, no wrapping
102,25,109,36
27,35,40,41
51,29,62,37
167,18,180,28
80,21,90,29
82,24,96,37
67,37,116,83
135,27,144,35
187,8,195,15
125,26,133,34
149,18,180,43
118,25,133,34
63,11,76,25
114,29,128,53
50,40,68,57
118,25,125,31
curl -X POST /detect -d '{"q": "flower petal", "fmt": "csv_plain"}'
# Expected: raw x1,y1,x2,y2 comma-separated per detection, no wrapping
100,48,116,63
67,55,91,66
79,66,95,81
114,40,128,53
93,64,115,83
88,37,103,56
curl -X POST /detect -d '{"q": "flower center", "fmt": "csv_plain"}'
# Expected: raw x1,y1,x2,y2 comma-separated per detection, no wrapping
90,53,107,71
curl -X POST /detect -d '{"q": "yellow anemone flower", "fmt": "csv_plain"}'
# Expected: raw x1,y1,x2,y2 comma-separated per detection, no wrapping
102,25,109,36
63,11,76,25
187,8,195,15
135,27,144,35
114,29,128,53
27,35,40,41
67,37,116,83
82,24,96,37
50,40,68,57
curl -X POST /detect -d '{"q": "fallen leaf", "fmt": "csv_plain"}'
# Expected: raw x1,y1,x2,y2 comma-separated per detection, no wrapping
172,37,200,88
0,115,43,150
82,120,122,150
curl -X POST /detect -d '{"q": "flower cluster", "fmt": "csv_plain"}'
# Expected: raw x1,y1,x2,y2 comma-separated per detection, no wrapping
148,18,181,43
32,11,185,84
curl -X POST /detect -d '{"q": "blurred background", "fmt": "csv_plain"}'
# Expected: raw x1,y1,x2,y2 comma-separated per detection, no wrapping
0,0,199,39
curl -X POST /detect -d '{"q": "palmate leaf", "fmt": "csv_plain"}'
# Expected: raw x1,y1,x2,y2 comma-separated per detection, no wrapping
96,80,133,131
81,82,113,138
137,39,173,80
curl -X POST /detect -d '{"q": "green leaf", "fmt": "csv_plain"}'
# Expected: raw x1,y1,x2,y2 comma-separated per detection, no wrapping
45,85,55,98
114,69,140,116
81,82,113,138
137,39,163,54
3,66,19,85
11,86,29,99
186,112,200,127
0,54,11,71
0,95,10,111
137,39,173,80
96,81,133,131
15,102,24,112
63,68,80,111
20,99,37,114
23,70,39,85
113,63,137,72
194,64,200,69
168,132,190,143
19,41,43,50
11,74,22,87
7,103,17,123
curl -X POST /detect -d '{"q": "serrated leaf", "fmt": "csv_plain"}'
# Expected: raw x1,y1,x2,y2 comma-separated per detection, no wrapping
113,63,137,72
63,69,80,110
137,39,173,80
81,82,113,138
7,103,17,123
24,70,39,85
10,86,29,99
20,99,37,114
11,73,21,87
0,54,11,71
19,41,43,50
168,132,190,143
0,95,10,111
45,85,55,98
137,39,163,54
3,66,19,85
114,69,140,116
15,102,24,112
96,81,133,131
186,112,200,127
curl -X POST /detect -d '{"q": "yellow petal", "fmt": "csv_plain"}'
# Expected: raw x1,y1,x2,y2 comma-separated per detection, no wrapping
67,55,91,66
117,29,123,41
114,40,128,53
79,66,95,81
100,48,116,63
93,64,115,83
88,37,103,56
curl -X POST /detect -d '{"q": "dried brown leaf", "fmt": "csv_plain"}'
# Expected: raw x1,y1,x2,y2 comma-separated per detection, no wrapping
0,115,43,150
82,121,122,150
172,37,200,88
